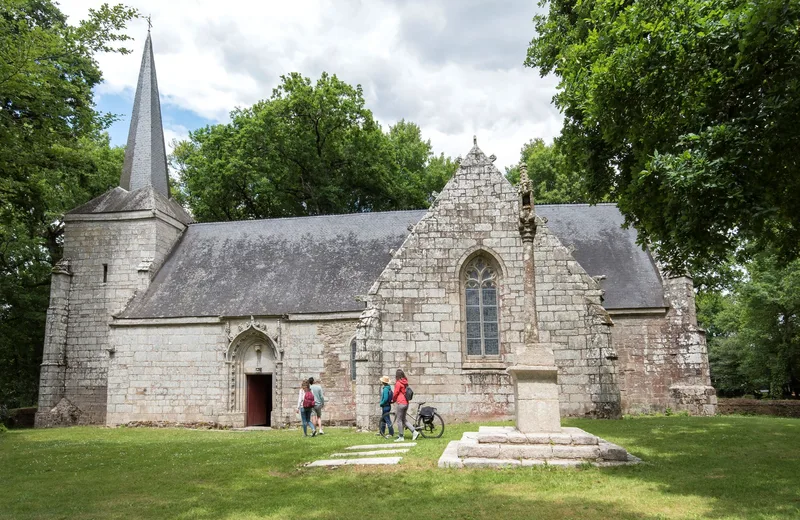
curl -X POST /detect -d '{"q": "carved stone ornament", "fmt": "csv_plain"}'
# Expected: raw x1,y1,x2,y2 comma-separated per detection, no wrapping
225,315,271,344
225,317,281,412
137,258,154,272
52,258,72,275
518,164,537,241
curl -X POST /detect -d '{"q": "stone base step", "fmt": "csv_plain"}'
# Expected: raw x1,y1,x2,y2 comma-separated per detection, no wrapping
461,457,639,468
331,449,409,457
458,442,601,460
438,428,641,469
307,457,402,467
345,443,416,450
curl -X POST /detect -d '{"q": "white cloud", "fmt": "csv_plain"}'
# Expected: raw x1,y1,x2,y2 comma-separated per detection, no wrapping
59,0,562,170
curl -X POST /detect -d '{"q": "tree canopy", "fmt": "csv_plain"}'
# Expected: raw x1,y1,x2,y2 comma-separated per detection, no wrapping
0,0,135,408
173,73,457,222
504,138,589,204
698,253,800,398
527,0,800,280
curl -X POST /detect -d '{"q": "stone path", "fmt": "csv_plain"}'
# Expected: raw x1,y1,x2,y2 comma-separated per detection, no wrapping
306,441,416,467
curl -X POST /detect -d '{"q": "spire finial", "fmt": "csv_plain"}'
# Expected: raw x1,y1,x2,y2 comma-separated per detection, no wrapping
146,15,152,31
518,162,533,209
473,135,477,146
519,163,529,184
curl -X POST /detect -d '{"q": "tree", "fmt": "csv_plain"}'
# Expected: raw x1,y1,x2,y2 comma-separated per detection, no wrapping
698,253,800,398
504,138,589,203
0,1,135,408
526,0,800,279
173,74,456,222
386,119,458,208
172,76,455,221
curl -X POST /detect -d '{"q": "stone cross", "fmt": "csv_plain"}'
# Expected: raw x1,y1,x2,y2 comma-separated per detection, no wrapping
506,162,563,433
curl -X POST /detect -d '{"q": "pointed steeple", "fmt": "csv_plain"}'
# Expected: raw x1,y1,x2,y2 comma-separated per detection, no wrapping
119,31,170,197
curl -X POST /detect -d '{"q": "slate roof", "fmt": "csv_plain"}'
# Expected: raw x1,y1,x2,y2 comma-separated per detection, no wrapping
119,32,170,197
537,204,665,309
119,210,427,318
67,186,193,225
119,204,664,319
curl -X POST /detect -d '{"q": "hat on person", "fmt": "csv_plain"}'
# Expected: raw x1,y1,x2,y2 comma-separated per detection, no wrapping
380,375,390,384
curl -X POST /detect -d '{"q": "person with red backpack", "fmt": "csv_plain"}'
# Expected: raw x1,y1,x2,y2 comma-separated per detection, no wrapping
297,380,317,437
392,369,418,442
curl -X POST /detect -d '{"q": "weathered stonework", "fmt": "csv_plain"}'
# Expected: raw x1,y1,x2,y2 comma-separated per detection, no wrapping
355,144,619,429
611,273,716,415
105,316,360,427
38,143,715,430
36,213,185,427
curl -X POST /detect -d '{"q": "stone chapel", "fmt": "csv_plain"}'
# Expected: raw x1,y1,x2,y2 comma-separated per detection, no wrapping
35,34,717,429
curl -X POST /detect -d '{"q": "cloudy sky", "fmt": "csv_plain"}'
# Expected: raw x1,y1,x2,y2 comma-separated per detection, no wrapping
59,0,562,171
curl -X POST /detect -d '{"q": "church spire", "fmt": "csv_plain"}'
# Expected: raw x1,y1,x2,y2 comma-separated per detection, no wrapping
119,31,169,197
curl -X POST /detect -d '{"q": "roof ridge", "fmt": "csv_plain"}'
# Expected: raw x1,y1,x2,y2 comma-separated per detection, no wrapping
186,208,428,228
537,202,617,207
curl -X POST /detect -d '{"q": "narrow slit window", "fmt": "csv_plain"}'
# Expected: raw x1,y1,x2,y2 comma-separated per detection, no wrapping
102,264,108,283
464,256,499,356
350,338,357,381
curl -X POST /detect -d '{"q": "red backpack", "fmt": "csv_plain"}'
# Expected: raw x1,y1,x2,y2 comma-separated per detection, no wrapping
302,390,315,408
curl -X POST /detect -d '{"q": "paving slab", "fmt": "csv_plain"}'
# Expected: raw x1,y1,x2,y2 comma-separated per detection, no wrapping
306,457,402,467
345,443,416,450
331,449,409,457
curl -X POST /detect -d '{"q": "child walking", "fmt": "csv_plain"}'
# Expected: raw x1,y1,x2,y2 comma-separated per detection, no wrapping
378,375,395,438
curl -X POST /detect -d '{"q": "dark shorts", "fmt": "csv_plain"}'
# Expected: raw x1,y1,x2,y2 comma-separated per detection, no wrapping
312,405,323,418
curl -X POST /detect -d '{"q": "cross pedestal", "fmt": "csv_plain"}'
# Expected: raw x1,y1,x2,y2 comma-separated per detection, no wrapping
506,344,562,434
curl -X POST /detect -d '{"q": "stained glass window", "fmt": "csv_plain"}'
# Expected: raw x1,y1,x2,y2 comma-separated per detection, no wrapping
464,256,499,356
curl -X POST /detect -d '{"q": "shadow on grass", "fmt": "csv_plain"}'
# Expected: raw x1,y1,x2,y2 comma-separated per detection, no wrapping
167,474,670,520
3,417,800,519
572,415,800,519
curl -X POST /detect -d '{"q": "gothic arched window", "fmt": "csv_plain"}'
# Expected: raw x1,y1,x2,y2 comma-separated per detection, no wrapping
350,337,357,381
464,256,499,356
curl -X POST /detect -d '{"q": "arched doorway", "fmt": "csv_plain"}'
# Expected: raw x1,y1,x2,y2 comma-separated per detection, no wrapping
226,327,280,427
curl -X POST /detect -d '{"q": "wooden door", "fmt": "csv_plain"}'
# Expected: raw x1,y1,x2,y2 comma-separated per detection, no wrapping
246,374,271,426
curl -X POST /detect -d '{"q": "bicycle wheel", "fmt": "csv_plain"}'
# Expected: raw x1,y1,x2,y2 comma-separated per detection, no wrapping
418,412,445,438
379,411,396,438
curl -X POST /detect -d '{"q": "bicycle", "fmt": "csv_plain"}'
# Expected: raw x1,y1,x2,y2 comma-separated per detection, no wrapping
379,401,445,439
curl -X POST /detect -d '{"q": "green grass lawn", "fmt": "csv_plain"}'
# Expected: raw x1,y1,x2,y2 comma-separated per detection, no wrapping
2,416,799,520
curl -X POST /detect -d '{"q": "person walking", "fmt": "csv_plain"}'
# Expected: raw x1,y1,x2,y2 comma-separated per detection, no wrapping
378,375,395,438
392,369,418,442
308,377,326,435
297,380,316,437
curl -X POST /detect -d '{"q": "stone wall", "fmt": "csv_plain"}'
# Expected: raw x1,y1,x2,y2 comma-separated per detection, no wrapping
36,212,184,427
611,312,675,414
611,274,716,416
356,145,618,428
717,398,800,418
107,322,228,426
105,317,359,427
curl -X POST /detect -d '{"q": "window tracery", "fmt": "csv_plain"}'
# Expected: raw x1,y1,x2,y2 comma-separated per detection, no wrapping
463,256,499,356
